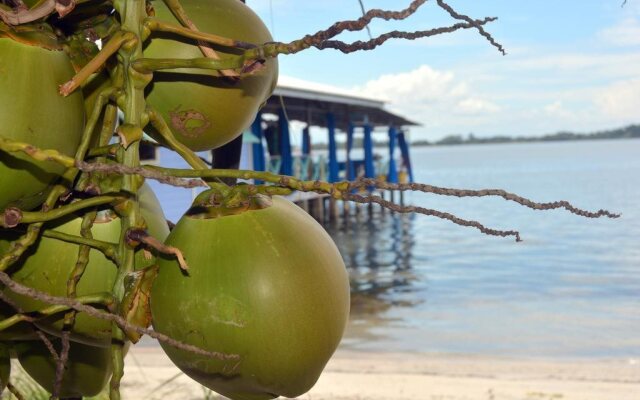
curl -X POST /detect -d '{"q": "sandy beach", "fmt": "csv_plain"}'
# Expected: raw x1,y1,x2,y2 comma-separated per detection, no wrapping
120,346,640,400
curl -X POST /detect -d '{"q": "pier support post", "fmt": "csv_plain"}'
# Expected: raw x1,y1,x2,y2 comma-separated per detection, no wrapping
388,126,398,184
278,107,293,176
251,112,265,184
327,113,339,183
363,123,375,180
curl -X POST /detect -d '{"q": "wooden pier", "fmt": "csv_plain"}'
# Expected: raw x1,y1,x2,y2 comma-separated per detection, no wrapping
240,76,418,222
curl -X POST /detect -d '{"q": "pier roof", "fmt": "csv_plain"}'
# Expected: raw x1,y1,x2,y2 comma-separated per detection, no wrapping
261,76,419,131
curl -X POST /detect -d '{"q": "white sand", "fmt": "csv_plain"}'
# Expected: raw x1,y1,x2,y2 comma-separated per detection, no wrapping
120,346,640,400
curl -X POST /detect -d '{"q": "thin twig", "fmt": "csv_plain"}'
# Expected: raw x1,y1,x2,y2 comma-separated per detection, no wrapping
304,0,428,41
436,0,506,55
74,161,618,220
352,178,621,219
0,138,620,241
244,0,503,56
344,193,522,241
315,19,497,53
52,331,71,400
79,161,207,188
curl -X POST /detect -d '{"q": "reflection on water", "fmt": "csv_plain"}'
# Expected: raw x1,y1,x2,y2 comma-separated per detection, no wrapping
324,139,640,359
325,209,422,347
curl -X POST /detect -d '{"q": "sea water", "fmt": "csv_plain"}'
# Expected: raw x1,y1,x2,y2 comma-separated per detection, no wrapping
332,139,640,359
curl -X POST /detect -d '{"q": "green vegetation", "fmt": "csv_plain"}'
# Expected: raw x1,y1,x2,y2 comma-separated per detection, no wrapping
413,124,640,146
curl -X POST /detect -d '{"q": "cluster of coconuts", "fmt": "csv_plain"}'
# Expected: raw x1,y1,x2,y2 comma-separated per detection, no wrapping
0,0,350,399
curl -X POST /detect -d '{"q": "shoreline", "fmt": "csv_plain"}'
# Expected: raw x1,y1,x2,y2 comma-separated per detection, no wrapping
121,346,640,400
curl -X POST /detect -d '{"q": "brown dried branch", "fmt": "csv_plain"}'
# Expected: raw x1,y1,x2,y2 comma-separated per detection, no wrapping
34,329,59,360
315,18,497,53
352,178,621,219
0,270,237,361
251,0,504,56
436,0,506,55
72,160,618,241
52,331,71,400
306,0,427,42
357,0,373,39
344,193,522,241
75,161,618,222
78,161,207,189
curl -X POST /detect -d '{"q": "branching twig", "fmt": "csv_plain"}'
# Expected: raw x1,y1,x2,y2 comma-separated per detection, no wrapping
244,0,503,56
141,1,504,62
315,19,497,53
51,331,71,400
249,17,500,57
75,160,618,216
82,162,207,188
303,0,428,41
0,138,619,242
436,0,506,55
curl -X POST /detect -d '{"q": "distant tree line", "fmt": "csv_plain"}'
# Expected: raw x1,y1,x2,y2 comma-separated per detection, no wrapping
411,124,640,147
309,124,640,150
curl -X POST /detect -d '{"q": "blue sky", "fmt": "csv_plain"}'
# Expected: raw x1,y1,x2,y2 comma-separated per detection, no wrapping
246,0,640,141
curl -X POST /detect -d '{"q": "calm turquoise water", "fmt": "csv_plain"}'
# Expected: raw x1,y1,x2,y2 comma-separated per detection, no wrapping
329,139,640,359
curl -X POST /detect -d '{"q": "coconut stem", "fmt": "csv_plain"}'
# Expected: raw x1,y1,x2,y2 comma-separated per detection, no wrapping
59,32,135,97
42,229,118,261
143,17,254,49
0,195,123,228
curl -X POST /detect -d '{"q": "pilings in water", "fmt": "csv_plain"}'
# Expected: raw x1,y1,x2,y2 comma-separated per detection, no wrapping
293,188,405,224
299,195,328,222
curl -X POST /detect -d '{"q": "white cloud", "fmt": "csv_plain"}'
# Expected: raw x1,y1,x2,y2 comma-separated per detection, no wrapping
594,78,640,120
355,65,461,105
346,56,640,141
543,101,562,113
353,65,499,123
599,17,640,47
457,98,501,114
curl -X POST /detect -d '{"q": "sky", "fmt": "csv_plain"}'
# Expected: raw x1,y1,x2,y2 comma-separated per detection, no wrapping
246,0,640,141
